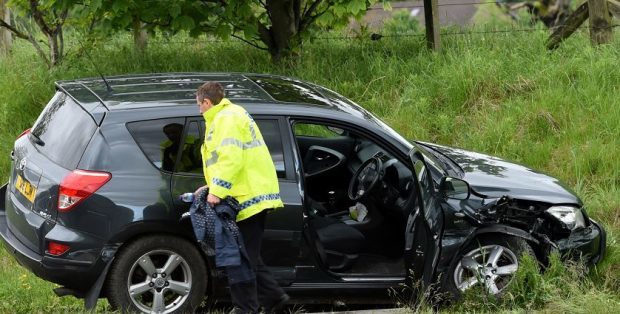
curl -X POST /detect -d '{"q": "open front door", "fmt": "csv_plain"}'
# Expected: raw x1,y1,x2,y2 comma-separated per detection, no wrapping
404,147,444,292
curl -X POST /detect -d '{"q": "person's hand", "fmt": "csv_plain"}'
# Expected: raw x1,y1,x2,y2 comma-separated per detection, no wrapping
194,185,208,197
207,193,221,207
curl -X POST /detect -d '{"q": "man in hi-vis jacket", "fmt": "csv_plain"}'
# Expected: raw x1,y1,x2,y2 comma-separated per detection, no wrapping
195,82,289,313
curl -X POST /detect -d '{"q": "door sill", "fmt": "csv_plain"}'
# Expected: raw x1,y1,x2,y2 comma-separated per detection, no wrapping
339,276,405,282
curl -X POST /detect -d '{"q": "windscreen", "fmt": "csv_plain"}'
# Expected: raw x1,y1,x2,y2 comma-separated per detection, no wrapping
31,92,98,169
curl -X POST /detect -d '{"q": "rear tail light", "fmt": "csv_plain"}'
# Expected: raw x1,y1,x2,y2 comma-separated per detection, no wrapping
47,242,70,256
17,128,31,140
58,170,111,212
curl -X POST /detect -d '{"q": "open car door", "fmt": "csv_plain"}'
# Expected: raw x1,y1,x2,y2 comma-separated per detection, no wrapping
404,146,444,293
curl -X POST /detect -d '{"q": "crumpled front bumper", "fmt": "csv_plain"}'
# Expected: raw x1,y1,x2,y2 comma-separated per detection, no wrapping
555,219,606,265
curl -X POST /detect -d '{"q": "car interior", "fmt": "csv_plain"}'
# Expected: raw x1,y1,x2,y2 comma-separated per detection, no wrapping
293,122,416,277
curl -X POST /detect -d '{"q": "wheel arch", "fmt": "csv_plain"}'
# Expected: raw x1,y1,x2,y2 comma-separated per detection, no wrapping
443,224,541,282
102,221,216,297
437,224,540,301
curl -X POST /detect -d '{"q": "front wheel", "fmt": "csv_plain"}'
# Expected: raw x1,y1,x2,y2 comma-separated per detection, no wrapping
105,235,208,313
447,235,535,297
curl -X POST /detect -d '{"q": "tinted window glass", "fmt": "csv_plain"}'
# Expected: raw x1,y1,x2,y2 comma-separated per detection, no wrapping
175,121,204,174
256,120,286,178
249,76,331,106
31,93,97,169
294,123,343,138
127,118,186,171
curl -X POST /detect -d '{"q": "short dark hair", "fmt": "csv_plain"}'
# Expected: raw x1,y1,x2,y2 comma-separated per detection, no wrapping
197,82,225,105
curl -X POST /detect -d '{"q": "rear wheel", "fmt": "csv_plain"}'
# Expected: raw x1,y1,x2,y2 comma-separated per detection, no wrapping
447,235,535,297
106,235,207,313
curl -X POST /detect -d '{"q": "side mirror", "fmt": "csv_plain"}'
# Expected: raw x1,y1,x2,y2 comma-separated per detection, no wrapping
439,177,470,200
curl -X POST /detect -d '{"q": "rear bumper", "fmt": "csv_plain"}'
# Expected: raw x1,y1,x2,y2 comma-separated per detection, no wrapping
0,184,106,292
556,219,606,265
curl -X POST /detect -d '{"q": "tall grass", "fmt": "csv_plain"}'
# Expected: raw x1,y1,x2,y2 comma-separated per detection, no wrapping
0,27,619,312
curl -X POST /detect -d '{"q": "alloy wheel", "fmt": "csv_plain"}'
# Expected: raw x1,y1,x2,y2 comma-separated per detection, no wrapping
127,249,193,313
453,244,519,295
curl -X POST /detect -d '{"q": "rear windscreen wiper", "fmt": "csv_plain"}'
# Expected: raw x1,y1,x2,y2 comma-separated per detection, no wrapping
30,133,45,146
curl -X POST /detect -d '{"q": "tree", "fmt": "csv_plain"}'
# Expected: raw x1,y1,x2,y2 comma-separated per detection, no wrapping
205,0,376,61
0,0,74,66
92,0,376,62
0,0,11,55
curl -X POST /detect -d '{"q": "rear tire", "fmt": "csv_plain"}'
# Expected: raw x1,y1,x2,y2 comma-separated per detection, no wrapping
445,235,535,299
106,235,207,313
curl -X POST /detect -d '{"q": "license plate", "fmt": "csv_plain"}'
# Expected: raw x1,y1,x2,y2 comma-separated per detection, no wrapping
15,174,36,203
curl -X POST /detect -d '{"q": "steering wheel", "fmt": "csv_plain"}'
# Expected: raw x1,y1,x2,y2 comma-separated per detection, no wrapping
348,156,384,201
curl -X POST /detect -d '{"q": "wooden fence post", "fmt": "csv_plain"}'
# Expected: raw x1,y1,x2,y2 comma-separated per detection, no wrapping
423,0,441,51
588,0,613,45
0,0,12,56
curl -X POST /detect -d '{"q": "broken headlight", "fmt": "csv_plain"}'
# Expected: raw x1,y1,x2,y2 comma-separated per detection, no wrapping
546,206,586,231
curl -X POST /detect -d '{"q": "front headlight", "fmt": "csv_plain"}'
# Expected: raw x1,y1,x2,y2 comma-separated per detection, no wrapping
546,206,586,231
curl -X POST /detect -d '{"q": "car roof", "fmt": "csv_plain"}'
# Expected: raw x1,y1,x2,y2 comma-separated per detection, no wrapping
55,72,369,118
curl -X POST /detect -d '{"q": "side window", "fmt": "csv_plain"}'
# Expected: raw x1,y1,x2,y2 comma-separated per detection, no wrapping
293,123,344,138
174,121,204,174
255,119,286,179
127,118,186,171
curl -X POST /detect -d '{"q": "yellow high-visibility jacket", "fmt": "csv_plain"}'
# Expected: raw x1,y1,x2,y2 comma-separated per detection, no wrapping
201,98,284,221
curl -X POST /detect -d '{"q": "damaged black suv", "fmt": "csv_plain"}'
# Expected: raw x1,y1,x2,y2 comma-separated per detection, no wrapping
0,73,605,313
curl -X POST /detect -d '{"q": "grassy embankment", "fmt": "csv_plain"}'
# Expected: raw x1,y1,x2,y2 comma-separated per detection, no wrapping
0,26,619,313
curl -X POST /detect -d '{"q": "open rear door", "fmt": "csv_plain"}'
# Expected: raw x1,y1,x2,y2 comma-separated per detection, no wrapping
404,146,444,293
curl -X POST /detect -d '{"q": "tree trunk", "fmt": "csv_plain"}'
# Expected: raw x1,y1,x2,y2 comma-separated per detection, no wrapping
258,0,300,62
133,16,148,52
0,0,12,56
48,33,60,66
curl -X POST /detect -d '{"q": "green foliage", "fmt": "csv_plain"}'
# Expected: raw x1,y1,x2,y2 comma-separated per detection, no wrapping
2,0,81,65
382,9,421,34
1,27,620,312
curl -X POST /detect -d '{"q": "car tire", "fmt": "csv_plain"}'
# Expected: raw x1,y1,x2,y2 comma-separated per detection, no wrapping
105,235,208,313
444,235,535,299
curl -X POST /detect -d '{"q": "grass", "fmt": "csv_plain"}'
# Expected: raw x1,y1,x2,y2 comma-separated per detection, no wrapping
0,24,619,312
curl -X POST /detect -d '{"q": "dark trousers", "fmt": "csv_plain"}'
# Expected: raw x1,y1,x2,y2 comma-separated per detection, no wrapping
229,210,285,313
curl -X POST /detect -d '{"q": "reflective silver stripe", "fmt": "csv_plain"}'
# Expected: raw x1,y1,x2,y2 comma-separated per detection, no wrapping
206,128,214,141
205,139,262,168
248,122,257,141
205,151,218,166
220,138,264,149
205,108,262,168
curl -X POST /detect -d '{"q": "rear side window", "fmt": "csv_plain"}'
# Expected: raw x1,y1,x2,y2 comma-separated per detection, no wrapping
126,118,186,171
31,93,97,169
255,119,286,178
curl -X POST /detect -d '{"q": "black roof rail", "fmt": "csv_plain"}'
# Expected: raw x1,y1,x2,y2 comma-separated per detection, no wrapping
78,83,109,111
55,82,109,111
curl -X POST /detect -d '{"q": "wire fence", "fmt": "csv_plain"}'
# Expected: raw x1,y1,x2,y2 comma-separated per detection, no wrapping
367,1,501,10
144,24,620,46
138,1,620,46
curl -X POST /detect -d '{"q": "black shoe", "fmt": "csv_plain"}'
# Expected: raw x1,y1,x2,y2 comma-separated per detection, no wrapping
264,294,290,314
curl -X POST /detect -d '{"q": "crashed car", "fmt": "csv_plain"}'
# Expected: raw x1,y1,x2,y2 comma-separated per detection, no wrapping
0,73,605,313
